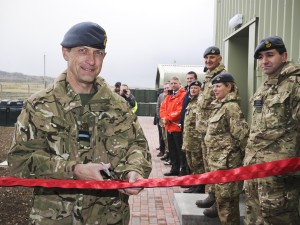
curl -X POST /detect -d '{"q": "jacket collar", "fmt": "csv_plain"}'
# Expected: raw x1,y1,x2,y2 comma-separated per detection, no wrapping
52,72,109,112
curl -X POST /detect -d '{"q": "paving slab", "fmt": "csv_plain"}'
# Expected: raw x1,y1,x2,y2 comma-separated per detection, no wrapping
174,193,245,225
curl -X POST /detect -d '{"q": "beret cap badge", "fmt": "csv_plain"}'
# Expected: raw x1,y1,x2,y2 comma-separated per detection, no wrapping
211,73,235,84
189,80,202,88
103,34,107,47
265,41,272,48
203,46,220,58
254,36,286,59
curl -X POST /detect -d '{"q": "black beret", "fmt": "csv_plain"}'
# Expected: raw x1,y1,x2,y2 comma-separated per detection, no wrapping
211,73,235,84
254,36,286,59
61,22,107,49
203,46,220,58
189,80,202,88
115,82,121,87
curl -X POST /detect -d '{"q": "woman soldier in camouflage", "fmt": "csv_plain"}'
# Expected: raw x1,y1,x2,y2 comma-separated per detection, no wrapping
204,73,249,224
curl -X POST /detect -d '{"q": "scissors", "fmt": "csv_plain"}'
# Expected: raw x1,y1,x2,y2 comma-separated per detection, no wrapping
100,162,115,179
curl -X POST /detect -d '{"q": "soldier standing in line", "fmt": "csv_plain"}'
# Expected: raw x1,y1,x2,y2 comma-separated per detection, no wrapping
182,80,206,193
243,36,300,225
195,46,227,217
8,21,152,225
179,71,198,130
204,73,249,224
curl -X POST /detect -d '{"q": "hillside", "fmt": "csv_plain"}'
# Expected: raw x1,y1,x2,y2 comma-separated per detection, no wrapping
0,70,54,84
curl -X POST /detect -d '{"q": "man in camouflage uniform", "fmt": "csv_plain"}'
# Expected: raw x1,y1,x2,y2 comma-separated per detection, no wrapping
205,73,249,224
195,46,227,217
243,36,300,225
8,22,152,225
182,80,205,193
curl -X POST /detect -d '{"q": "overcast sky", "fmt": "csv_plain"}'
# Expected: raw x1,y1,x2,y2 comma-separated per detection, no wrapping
0,0,215,88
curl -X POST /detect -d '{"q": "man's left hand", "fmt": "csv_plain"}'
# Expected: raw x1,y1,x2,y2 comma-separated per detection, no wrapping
118,171,144,195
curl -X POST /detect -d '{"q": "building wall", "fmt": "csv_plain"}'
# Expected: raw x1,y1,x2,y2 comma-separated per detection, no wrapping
213,0,300,121
215,0,300,63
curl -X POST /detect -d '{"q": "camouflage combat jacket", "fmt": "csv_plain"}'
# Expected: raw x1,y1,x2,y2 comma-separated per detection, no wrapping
182,95,201,151
204,92,249,171
244,61,300,166
8,72,152,224
195,64,226,135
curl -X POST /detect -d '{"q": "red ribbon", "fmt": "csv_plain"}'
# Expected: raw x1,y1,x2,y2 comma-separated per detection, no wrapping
1,157,299,189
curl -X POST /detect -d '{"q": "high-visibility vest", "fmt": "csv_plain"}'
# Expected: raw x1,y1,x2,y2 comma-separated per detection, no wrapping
132,101,138,113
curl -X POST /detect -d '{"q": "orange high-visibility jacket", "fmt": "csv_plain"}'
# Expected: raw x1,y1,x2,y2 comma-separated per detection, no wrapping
160,88,186,132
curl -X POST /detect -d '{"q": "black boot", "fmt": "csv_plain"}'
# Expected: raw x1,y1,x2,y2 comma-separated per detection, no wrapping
160,153,169,161
192,185,205,193
157,151,164,157
195,192,215,208
203,203,218,218
183,186,195,193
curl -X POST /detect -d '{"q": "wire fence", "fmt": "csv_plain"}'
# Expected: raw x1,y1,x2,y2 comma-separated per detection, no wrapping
0,83,157,116
0,83,45,100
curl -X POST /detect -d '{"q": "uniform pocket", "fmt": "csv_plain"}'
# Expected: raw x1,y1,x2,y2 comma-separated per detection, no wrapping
32,190,75,220
206,112,225,135
226,148,243,169
97,112,132,136
32,115,72,158
263,91,290,129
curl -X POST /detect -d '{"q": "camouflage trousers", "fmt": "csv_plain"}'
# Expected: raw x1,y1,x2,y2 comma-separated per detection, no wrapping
30,213,129,225
244,175,300,225
29,188,130,225
185,150,205,174
215,181,243,225
29,202,130,225
200,137,215,193
161,127,169,155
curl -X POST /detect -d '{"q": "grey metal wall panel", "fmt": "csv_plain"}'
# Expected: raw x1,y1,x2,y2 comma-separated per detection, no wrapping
131,89,158,103
214,0,299,64
136,103,156,117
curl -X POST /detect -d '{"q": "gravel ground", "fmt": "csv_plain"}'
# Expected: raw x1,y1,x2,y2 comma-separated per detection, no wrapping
0,126,32,225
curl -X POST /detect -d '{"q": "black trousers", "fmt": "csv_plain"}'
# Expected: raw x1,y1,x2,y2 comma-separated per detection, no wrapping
167,131,188,174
